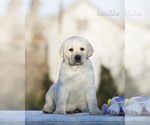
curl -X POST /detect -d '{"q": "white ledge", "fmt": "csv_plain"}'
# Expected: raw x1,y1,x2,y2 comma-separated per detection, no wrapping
0,110,150,125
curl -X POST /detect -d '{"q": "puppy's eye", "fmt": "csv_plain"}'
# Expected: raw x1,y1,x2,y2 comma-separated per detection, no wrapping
69,48,73,52
80,47,85,51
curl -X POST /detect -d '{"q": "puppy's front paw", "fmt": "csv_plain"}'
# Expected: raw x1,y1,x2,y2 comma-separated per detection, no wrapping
42,108,54,114
90,109,104,115
53,110,66,115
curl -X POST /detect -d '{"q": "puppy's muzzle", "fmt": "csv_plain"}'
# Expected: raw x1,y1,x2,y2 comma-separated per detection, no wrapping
75,55,81,61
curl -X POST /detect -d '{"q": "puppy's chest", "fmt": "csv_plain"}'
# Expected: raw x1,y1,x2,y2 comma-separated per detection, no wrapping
68,83,86,103
67,70,92,83
62,68,93,95
68,77,88,98
70,82,86,93
66,71,93,92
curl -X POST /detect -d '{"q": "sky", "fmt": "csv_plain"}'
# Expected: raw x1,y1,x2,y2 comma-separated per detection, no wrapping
24,0,150,22
0,0,10,16
0,0,124,21
0,0,25,16
0,0,150,22
25,0,124,16
25,0,124,22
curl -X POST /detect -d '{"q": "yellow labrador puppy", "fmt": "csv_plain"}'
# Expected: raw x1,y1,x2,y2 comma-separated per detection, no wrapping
43,36,103,115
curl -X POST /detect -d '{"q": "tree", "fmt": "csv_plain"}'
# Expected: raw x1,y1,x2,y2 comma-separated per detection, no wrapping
40,73,53,109
25,43,54,110
125,70,138,98
96,65,117,109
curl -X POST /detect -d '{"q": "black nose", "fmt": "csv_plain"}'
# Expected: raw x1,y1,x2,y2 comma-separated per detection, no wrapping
75,55,81,60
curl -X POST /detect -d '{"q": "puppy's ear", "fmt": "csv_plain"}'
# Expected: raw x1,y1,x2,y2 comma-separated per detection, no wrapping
87,42,94,57
59,42,65,58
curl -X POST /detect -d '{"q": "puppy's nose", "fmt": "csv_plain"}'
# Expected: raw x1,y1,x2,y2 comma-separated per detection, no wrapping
75,55,81,60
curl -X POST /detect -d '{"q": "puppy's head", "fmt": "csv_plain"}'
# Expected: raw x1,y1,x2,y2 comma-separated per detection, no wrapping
59,36,93,66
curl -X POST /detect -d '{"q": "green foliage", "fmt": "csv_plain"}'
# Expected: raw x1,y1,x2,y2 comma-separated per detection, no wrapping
125,70,138,98
25,73,53,110
40,73,53,109
96,65,117,109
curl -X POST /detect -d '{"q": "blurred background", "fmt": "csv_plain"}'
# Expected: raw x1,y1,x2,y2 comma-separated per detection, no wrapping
0,0,25,110
125,0,150,98
0,0,149,111
25,0,125,110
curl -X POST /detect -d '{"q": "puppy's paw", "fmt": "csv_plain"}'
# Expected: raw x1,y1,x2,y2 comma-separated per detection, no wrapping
90,109,104,115
42,108,54,114
53,110,66,115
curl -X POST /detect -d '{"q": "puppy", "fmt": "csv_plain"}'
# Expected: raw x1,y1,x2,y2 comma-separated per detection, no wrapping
43,36,103,115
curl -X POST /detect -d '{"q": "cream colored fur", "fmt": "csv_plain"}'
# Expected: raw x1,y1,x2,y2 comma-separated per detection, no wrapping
43,36,103,115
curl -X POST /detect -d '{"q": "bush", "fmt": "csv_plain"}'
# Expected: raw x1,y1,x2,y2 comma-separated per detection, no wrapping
96,65,117,109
